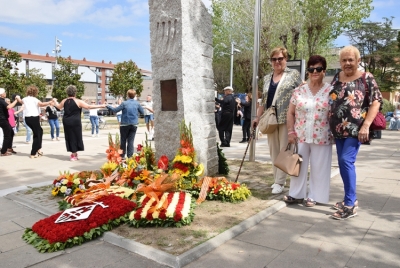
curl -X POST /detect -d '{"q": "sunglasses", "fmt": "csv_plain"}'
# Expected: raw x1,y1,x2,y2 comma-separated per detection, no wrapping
271,57,285,62
91,102,95,103
307,67,324,73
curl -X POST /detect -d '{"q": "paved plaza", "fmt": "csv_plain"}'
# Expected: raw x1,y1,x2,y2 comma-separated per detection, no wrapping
1,125,399,267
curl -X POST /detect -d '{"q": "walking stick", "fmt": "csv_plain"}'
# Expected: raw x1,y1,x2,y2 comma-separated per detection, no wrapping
235,127,257,183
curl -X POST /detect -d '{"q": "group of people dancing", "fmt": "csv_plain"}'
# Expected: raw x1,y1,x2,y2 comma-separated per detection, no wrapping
0,85,145,162
252,45,382,220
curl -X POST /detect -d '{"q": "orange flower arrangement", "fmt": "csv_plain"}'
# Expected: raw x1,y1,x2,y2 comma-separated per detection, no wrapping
106,133,123,164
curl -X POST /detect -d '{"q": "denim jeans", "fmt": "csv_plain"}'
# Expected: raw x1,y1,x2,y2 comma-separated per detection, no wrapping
335,138,361,207
119,125,137,158
24,119,32,142
90,116,99,134
48,118,60,139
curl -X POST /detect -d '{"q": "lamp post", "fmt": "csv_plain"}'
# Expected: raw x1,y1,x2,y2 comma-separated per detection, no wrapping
249,0,262,162
230,42,241,87
52,36,62,67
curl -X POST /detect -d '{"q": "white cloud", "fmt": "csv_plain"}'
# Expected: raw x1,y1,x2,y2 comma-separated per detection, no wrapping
104,35,135,42
0,0,148,27
0,0,93,24
62,32,93,39
0,25,35,38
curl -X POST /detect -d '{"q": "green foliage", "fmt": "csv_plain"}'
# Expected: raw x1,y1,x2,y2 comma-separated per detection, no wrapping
52,57,85,100
346,17,400,92
382,99,395,115
0,47,24,96
211,0,373,92
22,68,49,99
109,60,143,97
217,143,229,175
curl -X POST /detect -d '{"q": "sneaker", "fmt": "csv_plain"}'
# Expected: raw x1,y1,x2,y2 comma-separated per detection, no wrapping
56,137,60,141
96,134,98,137
52,138,55,141
70,154,77,161
271,184,284,194
92,134,95,137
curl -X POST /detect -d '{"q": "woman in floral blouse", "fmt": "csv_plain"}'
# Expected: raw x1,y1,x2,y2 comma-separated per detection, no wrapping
329,46,382,220
284,55,332,207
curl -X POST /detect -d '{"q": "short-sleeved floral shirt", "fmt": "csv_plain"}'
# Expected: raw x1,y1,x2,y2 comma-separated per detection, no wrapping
329,72,383,139
290,83,332,145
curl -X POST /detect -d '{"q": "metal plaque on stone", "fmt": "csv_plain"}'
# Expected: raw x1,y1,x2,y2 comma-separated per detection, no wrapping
160,79,178,111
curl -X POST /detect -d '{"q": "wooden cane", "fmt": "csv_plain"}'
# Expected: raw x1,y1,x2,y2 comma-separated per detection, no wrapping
235,127,257,183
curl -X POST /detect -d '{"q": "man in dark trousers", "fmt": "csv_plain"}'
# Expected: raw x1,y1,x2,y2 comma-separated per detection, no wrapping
215,86,236,147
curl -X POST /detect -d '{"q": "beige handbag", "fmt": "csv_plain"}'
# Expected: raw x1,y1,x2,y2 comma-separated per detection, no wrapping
258,106,278,134
274,142,303,177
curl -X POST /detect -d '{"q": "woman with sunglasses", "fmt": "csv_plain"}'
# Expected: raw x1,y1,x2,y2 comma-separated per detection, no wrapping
329,46,382,220
283,55,333,207
253,47,302,194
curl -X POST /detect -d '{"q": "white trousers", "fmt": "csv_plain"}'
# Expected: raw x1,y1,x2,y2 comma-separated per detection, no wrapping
267,124,288,185
288,142,332,203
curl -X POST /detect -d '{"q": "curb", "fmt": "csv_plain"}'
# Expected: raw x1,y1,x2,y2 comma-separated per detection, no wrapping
104,200,286,268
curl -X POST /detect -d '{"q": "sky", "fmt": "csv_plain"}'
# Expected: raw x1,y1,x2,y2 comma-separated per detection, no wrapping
0,0,398,72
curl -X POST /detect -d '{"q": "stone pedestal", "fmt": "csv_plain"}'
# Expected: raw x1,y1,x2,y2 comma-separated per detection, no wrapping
149,0,218,175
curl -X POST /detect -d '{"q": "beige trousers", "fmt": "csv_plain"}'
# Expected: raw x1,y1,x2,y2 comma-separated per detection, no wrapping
267,124,288,185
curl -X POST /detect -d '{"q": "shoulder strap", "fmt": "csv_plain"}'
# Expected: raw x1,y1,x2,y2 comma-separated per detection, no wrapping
361,72,370,108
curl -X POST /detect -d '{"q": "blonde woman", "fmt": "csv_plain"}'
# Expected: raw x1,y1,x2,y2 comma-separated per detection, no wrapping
253,47,302,194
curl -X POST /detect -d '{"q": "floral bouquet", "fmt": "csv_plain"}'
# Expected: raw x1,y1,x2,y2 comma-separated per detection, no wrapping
171,121,204,190
22,195,136,253
133,141,156,171
129,191,195,227
191,177,251,203
51,171,86,197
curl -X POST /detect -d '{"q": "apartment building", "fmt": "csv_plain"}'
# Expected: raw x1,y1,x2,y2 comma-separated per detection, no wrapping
16,51,153,104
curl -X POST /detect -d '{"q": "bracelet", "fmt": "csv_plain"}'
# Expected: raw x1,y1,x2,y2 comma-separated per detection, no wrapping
288,131,296,135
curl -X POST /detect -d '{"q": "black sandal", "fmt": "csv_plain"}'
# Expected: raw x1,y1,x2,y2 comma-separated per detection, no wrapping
331,206,357,220
332,199,358,210
283,195,303,204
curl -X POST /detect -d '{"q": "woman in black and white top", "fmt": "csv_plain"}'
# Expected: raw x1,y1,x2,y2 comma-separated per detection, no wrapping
16,85,53,158
46,102,60,141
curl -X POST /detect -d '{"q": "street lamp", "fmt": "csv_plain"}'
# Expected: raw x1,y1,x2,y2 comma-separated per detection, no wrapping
52,36,62,67
230,42,241,87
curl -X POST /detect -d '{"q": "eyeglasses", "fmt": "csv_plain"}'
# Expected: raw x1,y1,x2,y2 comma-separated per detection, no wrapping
271,57,285,62
91,102,95,103
307,67,324,73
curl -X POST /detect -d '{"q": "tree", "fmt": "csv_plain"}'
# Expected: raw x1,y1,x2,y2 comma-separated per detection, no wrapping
346,17,400,91
52,57,85,100
108,60,143,98
298,0,373,58
210,0,373,92
0,47,24,96
23,68,49,99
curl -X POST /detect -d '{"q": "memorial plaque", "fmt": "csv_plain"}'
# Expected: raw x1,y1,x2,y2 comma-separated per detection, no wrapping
160,79,178,111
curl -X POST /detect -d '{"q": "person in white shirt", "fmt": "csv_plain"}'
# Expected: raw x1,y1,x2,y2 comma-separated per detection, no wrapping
115,97,123,127
89,100,99,137
142,95,154,140
16,86,53,158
